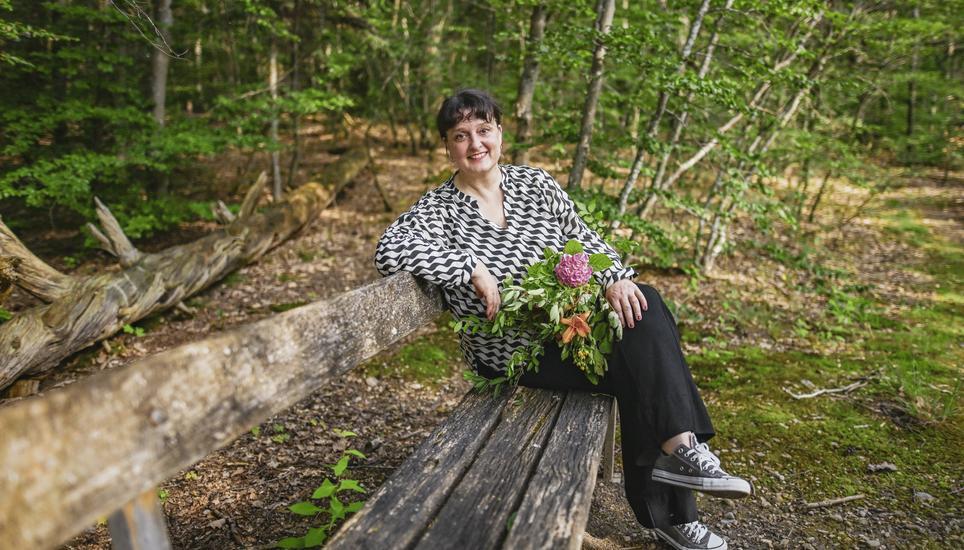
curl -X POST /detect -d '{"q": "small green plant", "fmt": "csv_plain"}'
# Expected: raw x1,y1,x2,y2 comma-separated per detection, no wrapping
250,425,262,437
276,429,368,548
184,471,199,481
157,489,169,503
122,323,145,337
0,307,11,324
62,255,81,269
222,272,245,287
297,249,317,262
271,423,290,444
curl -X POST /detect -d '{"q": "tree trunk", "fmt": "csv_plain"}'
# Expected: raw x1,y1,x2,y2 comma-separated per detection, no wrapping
807,170,832,223
635,10,826,218
906,4,920,138
618,0,715,219
286,2,303,189
0,151,367,391
151,0,173,127
512,4,548,166
269,40,283,200
567,0,615,189
151,0,174,195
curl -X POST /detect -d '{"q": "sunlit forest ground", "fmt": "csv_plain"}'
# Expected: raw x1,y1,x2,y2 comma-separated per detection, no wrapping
22,135,952,549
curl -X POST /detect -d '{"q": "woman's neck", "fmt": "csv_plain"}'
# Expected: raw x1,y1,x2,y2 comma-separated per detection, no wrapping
454,166,502,200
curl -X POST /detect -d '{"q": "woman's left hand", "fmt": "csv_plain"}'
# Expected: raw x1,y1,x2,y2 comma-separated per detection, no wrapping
605,279,647,329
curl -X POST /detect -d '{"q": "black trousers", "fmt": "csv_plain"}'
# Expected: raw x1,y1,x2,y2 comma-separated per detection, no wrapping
498,284,715,529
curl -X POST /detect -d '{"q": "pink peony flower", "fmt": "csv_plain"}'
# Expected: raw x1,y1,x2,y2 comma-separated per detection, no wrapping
555,252,593,287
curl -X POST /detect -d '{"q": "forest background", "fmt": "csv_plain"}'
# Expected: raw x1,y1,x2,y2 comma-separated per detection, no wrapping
0,0,962,549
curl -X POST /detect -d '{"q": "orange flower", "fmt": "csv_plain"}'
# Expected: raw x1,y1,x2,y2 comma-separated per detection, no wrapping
560,312,591,344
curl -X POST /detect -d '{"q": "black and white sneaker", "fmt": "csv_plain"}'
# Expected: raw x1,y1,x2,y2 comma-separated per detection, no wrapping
654,521,727,550
652,441,752,498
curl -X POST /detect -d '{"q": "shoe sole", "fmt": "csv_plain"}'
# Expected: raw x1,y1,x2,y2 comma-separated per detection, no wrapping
651,470,753,499
654,528,728,550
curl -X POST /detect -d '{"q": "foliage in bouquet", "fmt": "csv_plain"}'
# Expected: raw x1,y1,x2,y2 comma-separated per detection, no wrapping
452,240,624,393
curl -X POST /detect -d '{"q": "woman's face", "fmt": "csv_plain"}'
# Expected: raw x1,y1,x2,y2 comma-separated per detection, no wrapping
445,115,503,176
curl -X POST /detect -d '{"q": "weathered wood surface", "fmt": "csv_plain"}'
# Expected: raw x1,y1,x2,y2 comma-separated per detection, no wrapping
326,389,512,550
502,392,613,550
106,488,172,550
0,182,324,391
0,272,443,550
0,148,369,391
601,402,617,481
329,387,614,550
415,388,564,550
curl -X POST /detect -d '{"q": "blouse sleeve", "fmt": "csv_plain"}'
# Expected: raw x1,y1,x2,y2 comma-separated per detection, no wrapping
538,169,636,288
374,192,478,289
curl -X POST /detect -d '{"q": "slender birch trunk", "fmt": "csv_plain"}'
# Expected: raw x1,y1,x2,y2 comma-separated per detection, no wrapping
635,11,826,219
567,0,615,189
269,40,283,200
617,0,716,219
512,4,548,166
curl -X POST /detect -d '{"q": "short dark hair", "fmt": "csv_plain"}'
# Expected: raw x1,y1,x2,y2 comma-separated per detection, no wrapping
436,88,502,139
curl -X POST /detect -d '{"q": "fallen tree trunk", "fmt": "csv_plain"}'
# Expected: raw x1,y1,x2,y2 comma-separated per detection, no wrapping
0,273,443,549
0,151,365,391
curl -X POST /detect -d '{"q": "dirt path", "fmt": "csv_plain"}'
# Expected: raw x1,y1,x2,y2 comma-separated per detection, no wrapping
2,144,957,549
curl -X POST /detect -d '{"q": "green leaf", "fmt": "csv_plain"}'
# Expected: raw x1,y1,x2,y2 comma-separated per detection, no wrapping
330,496,344,514
276,536,305,548
333,429,357,438
312,479,337,499
289,501,323,516
337,479,367,494
329,496,346,522
0,308,11,323
563,240,584,254
588,254,613,271
346,501,365,513
332,455,350,477
304,527,327,547
344,449,367,460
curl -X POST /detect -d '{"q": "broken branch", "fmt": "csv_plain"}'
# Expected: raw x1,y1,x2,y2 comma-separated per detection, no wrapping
805,494,865,509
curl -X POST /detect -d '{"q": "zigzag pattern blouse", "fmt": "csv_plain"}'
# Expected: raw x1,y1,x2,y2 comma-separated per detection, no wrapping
374,164,636,373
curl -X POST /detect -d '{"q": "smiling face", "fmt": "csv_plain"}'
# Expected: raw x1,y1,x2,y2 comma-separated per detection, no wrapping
444,114,503,177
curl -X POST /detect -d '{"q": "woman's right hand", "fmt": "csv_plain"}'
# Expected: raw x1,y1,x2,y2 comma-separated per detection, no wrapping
471,261,500,321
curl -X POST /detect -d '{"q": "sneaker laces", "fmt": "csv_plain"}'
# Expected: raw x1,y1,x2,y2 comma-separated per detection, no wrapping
678,521,708,542
683,444,724,475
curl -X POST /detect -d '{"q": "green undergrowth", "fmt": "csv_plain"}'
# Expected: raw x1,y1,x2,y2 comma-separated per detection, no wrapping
691,197,963,536
359,314,462,386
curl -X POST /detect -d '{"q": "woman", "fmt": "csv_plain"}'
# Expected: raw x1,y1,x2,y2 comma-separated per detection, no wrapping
374,89,750,550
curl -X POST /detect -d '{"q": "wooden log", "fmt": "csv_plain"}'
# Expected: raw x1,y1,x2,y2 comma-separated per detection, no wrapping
503,392,613,550
601,401,617,481
414,388,563,550
0,273,443,550
0,219,71,303
0,147,367,391
107,489,172,550
326,389,512,550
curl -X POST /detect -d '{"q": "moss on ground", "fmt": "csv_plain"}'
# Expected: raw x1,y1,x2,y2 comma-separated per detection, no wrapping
360,315,463,386
690,195,962,542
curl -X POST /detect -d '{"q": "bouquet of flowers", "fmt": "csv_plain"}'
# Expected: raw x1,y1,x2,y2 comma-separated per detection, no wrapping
453,239,624,393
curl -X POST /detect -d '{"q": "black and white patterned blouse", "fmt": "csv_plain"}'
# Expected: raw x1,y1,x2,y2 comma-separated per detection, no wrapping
374,164,636,372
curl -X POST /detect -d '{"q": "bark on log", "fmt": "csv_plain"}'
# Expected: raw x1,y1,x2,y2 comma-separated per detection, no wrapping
0,149,365,391
0,273,444,550
0,181,318,390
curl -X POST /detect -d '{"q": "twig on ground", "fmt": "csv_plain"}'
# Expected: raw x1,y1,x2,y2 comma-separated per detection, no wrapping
784,379,867,399
805,494,865,509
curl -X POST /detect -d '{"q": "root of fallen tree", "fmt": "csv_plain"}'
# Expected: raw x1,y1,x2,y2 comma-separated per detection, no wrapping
0,150,368,391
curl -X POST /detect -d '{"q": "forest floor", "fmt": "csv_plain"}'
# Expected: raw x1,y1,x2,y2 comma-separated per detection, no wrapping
3,133,961,550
